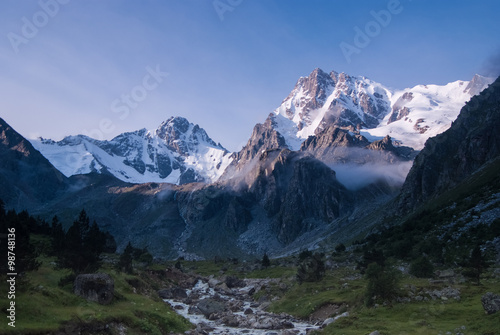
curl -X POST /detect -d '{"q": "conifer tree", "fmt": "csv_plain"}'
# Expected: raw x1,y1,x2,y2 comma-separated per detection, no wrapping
50,216,65,255
464,245,489,284
118,242,134,274
58,209,106,273
262,253,271,268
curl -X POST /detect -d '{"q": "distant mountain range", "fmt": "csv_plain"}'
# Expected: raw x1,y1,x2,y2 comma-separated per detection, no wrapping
29,70,492,185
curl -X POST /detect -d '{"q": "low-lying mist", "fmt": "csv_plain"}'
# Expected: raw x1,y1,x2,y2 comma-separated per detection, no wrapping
329,161,413,190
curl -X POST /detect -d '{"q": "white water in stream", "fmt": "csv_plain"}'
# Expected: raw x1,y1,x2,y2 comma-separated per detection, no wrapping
165,280,320,335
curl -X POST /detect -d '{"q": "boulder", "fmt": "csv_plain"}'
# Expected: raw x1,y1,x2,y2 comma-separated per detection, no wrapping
158,287,188,300
226,276,246,288
481,292,500,314
221,314,240,327
197,298,226,317
74,273,114,305
208,277,220,288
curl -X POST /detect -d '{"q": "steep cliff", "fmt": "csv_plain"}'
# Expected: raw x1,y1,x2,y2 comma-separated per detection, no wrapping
399,77,500,212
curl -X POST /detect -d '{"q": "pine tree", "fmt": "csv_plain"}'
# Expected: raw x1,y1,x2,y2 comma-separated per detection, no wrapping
296,252,325,284
0,198,6,221
364,262,400,306
0,206,40,275
464,245,489,284
50,216,65,255
118,242,134,274
58,209,106,273
262,253,271,268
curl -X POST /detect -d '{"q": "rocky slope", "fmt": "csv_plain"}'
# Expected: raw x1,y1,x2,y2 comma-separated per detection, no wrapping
300,125,416,164
399,76,500,212
0,117,68,210
31,116,233,185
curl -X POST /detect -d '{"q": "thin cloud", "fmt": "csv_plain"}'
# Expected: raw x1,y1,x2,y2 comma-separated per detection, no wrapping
480,48,500,78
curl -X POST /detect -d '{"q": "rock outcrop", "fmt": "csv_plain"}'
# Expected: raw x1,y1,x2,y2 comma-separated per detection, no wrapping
222,116,288,179
74,273,114,305
481,292,500,314
300,125,415,163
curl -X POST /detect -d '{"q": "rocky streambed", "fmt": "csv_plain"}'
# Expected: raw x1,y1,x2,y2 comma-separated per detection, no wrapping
160,276,321,335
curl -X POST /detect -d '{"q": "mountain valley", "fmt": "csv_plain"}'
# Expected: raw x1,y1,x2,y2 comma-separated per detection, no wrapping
0,69,498,261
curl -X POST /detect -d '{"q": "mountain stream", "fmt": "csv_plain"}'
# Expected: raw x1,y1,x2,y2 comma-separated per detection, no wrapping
164,279,321,335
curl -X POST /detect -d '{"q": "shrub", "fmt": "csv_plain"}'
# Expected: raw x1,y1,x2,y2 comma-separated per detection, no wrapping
298,249,313,261
262,253,271,268
409,256,435,278
364,263,401,306
335,243,346,253
297,252,325,284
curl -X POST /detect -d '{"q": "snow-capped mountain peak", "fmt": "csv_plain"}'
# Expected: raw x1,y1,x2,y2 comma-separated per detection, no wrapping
156,116,225,155
31,116,232,185
271,69,493,150
364,74,494,149
273,68,392,150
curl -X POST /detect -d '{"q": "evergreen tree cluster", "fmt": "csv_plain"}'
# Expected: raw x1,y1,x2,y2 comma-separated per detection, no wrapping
117,241,153,274
0,199,42,276
296,251,325,284
0,199,117,276
358,248,401,306
54,209,116,273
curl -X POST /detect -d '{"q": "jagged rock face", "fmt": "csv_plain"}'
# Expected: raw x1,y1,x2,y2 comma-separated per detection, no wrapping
221,116,288,181
300,126,368,161
289,68,335,112
464,74,493,96
233,116,287,164
247,149,354,244
176,185,252,236
274,154,354,244
388,92,413,124
365,135,416,161
173,148,356,255
172,184,254,258
300,125,415,164
0,118,67,209
399,77,500,212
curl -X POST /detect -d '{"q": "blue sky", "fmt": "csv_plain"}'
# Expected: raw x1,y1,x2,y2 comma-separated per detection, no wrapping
1,0,499,151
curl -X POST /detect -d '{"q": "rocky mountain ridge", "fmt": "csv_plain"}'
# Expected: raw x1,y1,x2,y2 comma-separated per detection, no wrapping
29,70,491,187
0,117,68,210
271,69,492,152
31,117,233,185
